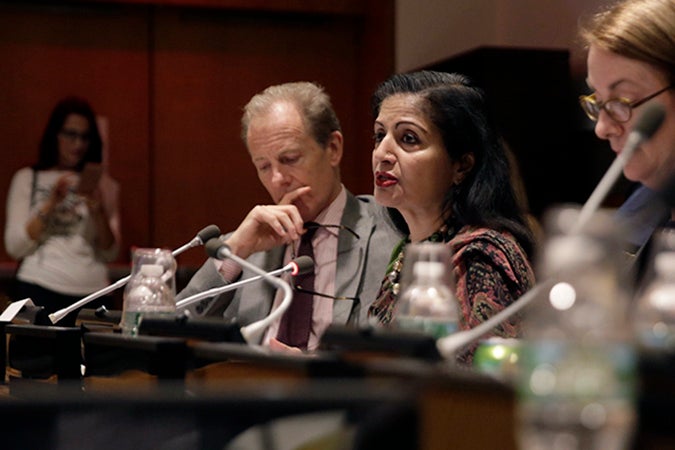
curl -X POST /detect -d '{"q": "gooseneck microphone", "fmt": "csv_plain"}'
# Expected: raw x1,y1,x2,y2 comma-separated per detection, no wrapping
48,224,222,324
175,255,314,311
573,103,666,233
204,238,297,345
171,224,222,256
436,280,554,358
437,104,667,359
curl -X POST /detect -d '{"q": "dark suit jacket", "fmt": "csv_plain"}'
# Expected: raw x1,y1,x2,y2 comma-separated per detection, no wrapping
175,192,401,342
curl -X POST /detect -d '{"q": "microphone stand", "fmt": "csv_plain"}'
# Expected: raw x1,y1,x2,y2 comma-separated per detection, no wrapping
205,239,293,345
48,224,220,324
48,276,131,325
436,280,554,357
175,264,296,311
572,139,639,234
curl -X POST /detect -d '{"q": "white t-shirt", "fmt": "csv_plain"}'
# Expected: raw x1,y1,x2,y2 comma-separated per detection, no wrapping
4,167,121,295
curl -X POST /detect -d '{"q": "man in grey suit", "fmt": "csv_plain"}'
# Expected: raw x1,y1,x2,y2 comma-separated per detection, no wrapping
176,81,401,351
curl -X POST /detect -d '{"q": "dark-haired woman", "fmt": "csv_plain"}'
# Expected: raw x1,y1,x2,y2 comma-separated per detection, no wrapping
4,96,121,324
367,71,536,363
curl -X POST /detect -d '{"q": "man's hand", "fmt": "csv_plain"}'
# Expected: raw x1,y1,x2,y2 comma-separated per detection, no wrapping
225,186,312,259
268,337,304,354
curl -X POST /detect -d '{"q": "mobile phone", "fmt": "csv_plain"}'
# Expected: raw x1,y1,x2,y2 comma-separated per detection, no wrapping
76,163,103,195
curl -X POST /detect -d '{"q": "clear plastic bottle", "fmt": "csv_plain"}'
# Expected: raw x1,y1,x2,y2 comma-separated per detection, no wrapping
395,258,459,339
121,248,176,337
634,249,675,351
517,206,637,450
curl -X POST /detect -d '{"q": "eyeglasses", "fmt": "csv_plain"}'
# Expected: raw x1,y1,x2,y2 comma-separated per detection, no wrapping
303,222,360,240
579,84,672,123
289,222,361,302
294,284,359,302
59,129,90,144
290,223,360,260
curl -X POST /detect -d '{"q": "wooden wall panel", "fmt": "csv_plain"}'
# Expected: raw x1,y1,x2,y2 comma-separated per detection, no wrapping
0,3,151,263
0,0,395,269
151,9,364,264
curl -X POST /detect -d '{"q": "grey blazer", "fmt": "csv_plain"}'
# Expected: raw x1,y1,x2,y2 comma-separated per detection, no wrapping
175,192,402,341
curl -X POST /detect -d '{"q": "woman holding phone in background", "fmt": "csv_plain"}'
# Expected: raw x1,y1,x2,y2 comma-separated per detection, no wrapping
4,96,121,325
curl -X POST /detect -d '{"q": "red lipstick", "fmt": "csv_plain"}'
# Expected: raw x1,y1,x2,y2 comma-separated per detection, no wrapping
375,171,398,187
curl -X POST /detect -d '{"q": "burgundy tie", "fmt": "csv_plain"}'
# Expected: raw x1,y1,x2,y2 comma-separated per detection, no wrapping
276,224,317,350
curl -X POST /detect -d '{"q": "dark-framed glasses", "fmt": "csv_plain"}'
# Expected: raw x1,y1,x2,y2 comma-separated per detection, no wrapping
294,284,359,302
303,222,360,240
59,129,91,144
579,84,673,123
290,222,360,302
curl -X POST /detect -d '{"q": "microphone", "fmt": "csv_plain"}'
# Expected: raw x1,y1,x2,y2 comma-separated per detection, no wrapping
437,104,668,358
203,237,297,345
573,103,666,233
48,224,222,324
169,224,222,256
175,255,314,311
436,280,554,358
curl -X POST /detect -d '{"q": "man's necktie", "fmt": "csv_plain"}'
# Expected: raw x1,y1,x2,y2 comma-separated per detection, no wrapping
276,224,317,350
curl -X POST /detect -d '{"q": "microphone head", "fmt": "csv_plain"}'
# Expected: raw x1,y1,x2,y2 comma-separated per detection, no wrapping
205,237,228,259
290,255,314,276
633,103,666,140
197,224,221,244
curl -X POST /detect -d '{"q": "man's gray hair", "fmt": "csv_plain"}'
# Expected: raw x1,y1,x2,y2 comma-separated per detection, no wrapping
241,81,342,147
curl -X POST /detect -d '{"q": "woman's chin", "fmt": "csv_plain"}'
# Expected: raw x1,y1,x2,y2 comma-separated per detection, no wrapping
622,164,650,187
374,191,396,208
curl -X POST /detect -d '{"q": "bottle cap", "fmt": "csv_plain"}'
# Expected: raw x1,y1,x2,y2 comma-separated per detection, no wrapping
413,261,445,279
140,264,163,277
655,252,675,277
544,235,602,273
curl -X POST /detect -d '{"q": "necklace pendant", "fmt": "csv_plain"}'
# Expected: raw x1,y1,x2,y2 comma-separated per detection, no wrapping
387,270,397,282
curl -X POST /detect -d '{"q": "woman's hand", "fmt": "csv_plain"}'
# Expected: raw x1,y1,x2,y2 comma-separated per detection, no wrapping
50,172,78,204
26,172,77,240
82,187,103,216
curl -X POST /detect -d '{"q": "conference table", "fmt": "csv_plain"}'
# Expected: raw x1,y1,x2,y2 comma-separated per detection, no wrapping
0,310,674,449
0,310,520,450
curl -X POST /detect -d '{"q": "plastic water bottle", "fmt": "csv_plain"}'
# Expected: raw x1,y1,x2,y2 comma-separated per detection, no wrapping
634,228,675,350
517,206,637,450
395,247,459,339
121,248,176,337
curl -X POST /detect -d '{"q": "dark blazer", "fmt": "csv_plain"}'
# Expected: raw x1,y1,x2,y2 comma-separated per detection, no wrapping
175,192,401,342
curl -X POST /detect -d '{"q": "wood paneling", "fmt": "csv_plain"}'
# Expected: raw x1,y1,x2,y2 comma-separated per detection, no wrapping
0,1,394,269
0,2,152,263
74,0,369,15
151,8,361,255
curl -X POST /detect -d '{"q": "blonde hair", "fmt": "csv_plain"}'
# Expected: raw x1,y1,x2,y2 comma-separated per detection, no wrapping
579,0,675,83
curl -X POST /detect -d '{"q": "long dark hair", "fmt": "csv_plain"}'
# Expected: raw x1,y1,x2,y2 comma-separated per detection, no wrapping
371,70,535,257
33,96,103,172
